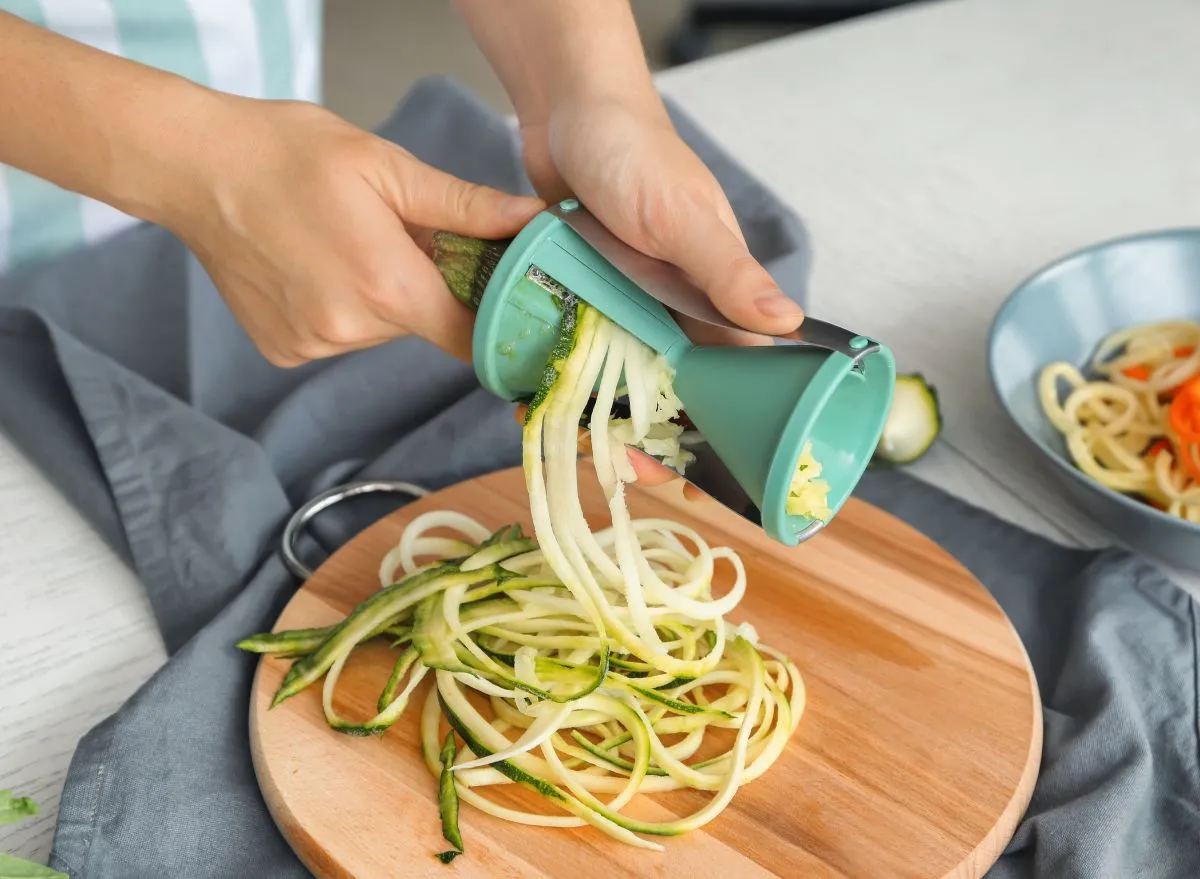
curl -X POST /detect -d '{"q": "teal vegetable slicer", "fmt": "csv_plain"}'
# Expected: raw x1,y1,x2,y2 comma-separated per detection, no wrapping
456,199,895,547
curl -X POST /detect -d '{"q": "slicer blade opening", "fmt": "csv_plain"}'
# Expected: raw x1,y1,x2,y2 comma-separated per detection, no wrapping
525,265,573,300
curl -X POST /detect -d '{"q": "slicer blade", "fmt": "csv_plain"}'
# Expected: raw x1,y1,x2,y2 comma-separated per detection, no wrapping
549,201,878,364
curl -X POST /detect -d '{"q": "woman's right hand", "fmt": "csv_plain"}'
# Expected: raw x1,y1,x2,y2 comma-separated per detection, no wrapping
157,96,544,366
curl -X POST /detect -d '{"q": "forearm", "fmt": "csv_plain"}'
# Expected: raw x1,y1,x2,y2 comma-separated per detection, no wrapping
452,0,664,127
0,11,219,225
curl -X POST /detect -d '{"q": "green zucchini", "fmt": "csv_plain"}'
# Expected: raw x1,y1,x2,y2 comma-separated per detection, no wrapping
436,731,465,863
411,592,612,703
0,789,39,825
237,622,410,656
525,293,580,423
235,626,331,656
873,373,943,465
0,791,68,878
429,232,509,311
270,563,494,707
377,647,420,713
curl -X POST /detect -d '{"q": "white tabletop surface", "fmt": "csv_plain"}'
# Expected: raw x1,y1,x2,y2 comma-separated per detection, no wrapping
4,0,1200,866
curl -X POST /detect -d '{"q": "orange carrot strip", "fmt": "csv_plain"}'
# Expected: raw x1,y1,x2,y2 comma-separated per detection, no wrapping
1145,439,1171,459
1169,377,1200,441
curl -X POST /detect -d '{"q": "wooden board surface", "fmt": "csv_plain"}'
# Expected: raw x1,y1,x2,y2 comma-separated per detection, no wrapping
250,463,1041,879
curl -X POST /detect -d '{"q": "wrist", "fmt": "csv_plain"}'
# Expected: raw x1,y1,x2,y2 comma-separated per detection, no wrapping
512,9,666,131
549,53,665,122
523,79,670,155
550,78,666,130
99,78,234,230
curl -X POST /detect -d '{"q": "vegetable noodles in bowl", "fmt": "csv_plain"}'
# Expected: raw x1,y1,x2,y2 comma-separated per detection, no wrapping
239,293,813,862
1039,319,1200,518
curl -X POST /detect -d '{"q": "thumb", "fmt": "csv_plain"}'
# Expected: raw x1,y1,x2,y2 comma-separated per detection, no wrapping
384,147,544,238
652,206,804,337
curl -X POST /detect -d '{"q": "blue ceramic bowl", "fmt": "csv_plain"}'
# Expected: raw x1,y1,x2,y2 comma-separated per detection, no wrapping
988,228,1200,570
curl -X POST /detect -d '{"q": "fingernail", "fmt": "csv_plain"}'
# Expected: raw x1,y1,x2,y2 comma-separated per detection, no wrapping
755,293,803,318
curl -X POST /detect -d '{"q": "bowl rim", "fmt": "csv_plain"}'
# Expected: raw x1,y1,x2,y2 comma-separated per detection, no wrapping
986,225,1200,533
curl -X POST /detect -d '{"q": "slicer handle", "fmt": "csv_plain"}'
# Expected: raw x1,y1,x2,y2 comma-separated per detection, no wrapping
783,318,880,364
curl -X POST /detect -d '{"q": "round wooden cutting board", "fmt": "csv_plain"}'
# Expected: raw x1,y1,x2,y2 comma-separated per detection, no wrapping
249,463,1041,879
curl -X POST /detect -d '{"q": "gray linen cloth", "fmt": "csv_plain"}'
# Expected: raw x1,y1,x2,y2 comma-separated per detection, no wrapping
0,77,1195,879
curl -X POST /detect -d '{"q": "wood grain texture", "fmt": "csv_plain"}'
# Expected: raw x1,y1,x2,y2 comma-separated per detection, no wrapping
250,463,1042,879
0,433,166,865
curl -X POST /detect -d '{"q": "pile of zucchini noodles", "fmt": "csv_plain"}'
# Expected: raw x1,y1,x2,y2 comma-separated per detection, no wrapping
241,294,806,860
1039,319,1200,518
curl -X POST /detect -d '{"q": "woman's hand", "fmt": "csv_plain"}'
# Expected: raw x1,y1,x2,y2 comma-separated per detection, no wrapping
513,96,806,498
520,97,805,347
454,0,802,345
160,97,544,366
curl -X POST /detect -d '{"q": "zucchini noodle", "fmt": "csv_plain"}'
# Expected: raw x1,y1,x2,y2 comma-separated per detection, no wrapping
241,297,807,858
1038,319,1200,519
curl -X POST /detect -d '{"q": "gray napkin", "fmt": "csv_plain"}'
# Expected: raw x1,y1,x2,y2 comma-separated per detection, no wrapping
0,76,1195,879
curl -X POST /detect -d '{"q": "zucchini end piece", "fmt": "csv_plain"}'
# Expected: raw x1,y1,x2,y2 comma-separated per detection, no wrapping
430,232,509,311
873,373,943,466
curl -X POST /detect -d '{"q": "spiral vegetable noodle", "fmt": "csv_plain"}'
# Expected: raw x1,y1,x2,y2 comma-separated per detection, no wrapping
1038,319,1200,518
241,299,807,859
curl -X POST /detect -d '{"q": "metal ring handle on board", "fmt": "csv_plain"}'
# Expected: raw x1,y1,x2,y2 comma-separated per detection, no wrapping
280,480,430,581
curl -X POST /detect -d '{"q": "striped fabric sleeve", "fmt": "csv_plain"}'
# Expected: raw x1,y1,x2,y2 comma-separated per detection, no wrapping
0,0,90,273
0,0,324,275
42,0,138,252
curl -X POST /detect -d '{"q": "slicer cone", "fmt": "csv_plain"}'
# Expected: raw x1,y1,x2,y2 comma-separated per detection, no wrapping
671,345,894,545
432,203,895,546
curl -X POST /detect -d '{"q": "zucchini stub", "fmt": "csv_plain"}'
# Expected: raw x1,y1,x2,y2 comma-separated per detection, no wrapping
874,373,942,465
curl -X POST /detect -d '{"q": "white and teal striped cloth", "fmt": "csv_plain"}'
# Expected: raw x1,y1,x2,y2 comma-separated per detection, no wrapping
0,0,323,275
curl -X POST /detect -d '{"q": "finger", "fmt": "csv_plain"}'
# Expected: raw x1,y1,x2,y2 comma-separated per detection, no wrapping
387,149,544,238
653,207,804,337
627,450,680,485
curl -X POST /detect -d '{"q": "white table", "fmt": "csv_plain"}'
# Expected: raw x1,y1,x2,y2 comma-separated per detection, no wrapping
4,0,1200,865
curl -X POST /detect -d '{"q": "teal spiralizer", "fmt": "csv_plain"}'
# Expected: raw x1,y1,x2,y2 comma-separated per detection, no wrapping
436,199,895,547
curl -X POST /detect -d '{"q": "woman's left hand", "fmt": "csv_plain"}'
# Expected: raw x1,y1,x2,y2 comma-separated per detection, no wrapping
513,94,805,499
519,95,805,348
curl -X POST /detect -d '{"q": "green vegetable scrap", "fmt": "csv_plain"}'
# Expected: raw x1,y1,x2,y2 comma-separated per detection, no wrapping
435,732,465,865
0,791,68,879
0,791,38,826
